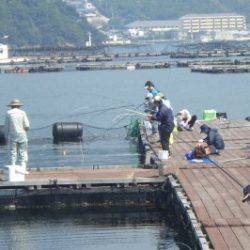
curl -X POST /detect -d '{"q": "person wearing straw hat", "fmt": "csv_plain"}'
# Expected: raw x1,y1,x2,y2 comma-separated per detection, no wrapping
5,99,30,170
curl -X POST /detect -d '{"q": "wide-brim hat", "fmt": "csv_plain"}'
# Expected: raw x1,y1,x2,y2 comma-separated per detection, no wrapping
8,99,23,107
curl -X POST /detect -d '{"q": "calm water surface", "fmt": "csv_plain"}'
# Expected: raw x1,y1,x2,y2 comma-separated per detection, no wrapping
0,209,191,250
0,68,249,249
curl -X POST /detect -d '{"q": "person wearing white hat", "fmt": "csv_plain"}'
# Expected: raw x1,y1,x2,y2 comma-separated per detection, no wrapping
5,99,30,170
148,95,175,160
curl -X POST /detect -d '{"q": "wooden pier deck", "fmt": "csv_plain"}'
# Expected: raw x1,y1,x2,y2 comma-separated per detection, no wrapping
145,119,250,249
0,167,161,188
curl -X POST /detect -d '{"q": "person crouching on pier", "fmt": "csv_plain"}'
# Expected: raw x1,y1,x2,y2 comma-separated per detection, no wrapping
177,109,197,131
148,95,174,160
5,99,30,171
200,124,225,155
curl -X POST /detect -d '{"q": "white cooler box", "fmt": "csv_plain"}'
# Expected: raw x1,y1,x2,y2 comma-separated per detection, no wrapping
3,165,26,182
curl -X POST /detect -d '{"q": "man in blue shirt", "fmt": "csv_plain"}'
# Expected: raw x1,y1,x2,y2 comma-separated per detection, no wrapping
148,95,175,159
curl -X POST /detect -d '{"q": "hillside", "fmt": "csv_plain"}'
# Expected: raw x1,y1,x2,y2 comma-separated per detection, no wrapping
0,0,103,47
92,0,250,26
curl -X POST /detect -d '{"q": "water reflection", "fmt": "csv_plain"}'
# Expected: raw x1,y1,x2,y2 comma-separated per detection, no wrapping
0,208,191,250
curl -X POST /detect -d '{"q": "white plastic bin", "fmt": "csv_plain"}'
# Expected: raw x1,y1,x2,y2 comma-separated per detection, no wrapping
3,165,26,182
158,150,169,160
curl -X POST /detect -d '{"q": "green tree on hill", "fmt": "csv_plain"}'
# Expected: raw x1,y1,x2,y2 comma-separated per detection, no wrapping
92,0,250,26
0,0,104,47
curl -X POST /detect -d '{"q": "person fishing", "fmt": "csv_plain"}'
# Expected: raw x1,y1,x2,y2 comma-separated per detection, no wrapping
144,81,159,134
200,124,225,155
148,95,174,160
177,109,197,131
144,80,159,96
5,99,30,171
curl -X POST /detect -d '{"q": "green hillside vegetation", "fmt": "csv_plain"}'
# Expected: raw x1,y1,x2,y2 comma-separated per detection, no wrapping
0,0,103,47
92,0,250,26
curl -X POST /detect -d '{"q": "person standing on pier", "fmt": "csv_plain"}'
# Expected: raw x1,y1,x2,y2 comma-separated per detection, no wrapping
144,81,159,134
5,99,30,170
148,95,174,160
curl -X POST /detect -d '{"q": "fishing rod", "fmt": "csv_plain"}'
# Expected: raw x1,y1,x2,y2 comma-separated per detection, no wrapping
29,102,147,132
123,108,148,117
68,104,142,117
174,132,245,188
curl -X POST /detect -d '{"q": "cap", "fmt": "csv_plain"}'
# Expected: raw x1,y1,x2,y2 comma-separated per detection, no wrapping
145,81,154,87
200,124,210,133
154,95,162,102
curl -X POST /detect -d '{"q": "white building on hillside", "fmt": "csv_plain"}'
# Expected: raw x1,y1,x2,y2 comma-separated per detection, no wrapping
126,20,180,39
0,44,8,60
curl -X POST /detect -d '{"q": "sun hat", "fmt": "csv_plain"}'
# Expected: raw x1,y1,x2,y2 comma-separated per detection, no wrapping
8,99,23,107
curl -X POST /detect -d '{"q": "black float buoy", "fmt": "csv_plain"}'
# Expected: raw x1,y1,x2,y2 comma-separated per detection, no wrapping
0,125,6,145
245,116,250,122
52,122,83,143
216,112,228,119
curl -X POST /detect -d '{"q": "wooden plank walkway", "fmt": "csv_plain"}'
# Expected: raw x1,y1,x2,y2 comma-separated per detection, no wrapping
147,119,250,249
0,167,161,188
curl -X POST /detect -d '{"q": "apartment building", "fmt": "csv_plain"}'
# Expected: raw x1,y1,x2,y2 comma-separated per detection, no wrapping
180,13,247,33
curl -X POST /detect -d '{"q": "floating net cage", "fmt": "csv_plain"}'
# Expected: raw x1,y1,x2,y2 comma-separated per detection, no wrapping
0,105,144,168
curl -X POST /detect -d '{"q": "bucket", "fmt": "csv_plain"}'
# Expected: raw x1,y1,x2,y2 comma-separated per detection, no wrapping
4,165,26,182
158,150,169,160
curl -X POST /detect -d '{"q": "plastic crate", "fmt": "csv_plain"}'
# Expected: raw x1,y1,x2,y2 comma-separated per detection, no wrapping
202,109,217,121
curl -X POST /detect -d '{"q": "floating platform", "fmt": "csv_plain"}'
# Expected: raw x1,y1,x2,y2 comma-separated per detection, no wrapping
76,62,170,71
177,59,250,68
170,49,250,59
2,66,64,74
139,119,250,249
190,65,250,73
0,119,249,249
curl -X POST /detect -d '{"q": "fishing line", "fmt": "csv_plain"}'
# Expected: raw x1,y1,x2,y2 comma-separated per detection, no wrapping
28,103,145,132
66,104,140,118
174,132,245,188
79,139,85,164
82,123,129,130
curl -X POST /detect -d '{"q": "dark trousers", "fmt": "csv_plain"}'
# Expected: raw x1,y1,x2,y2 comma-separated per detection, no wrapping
159,125,174,151
188,115,197,128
